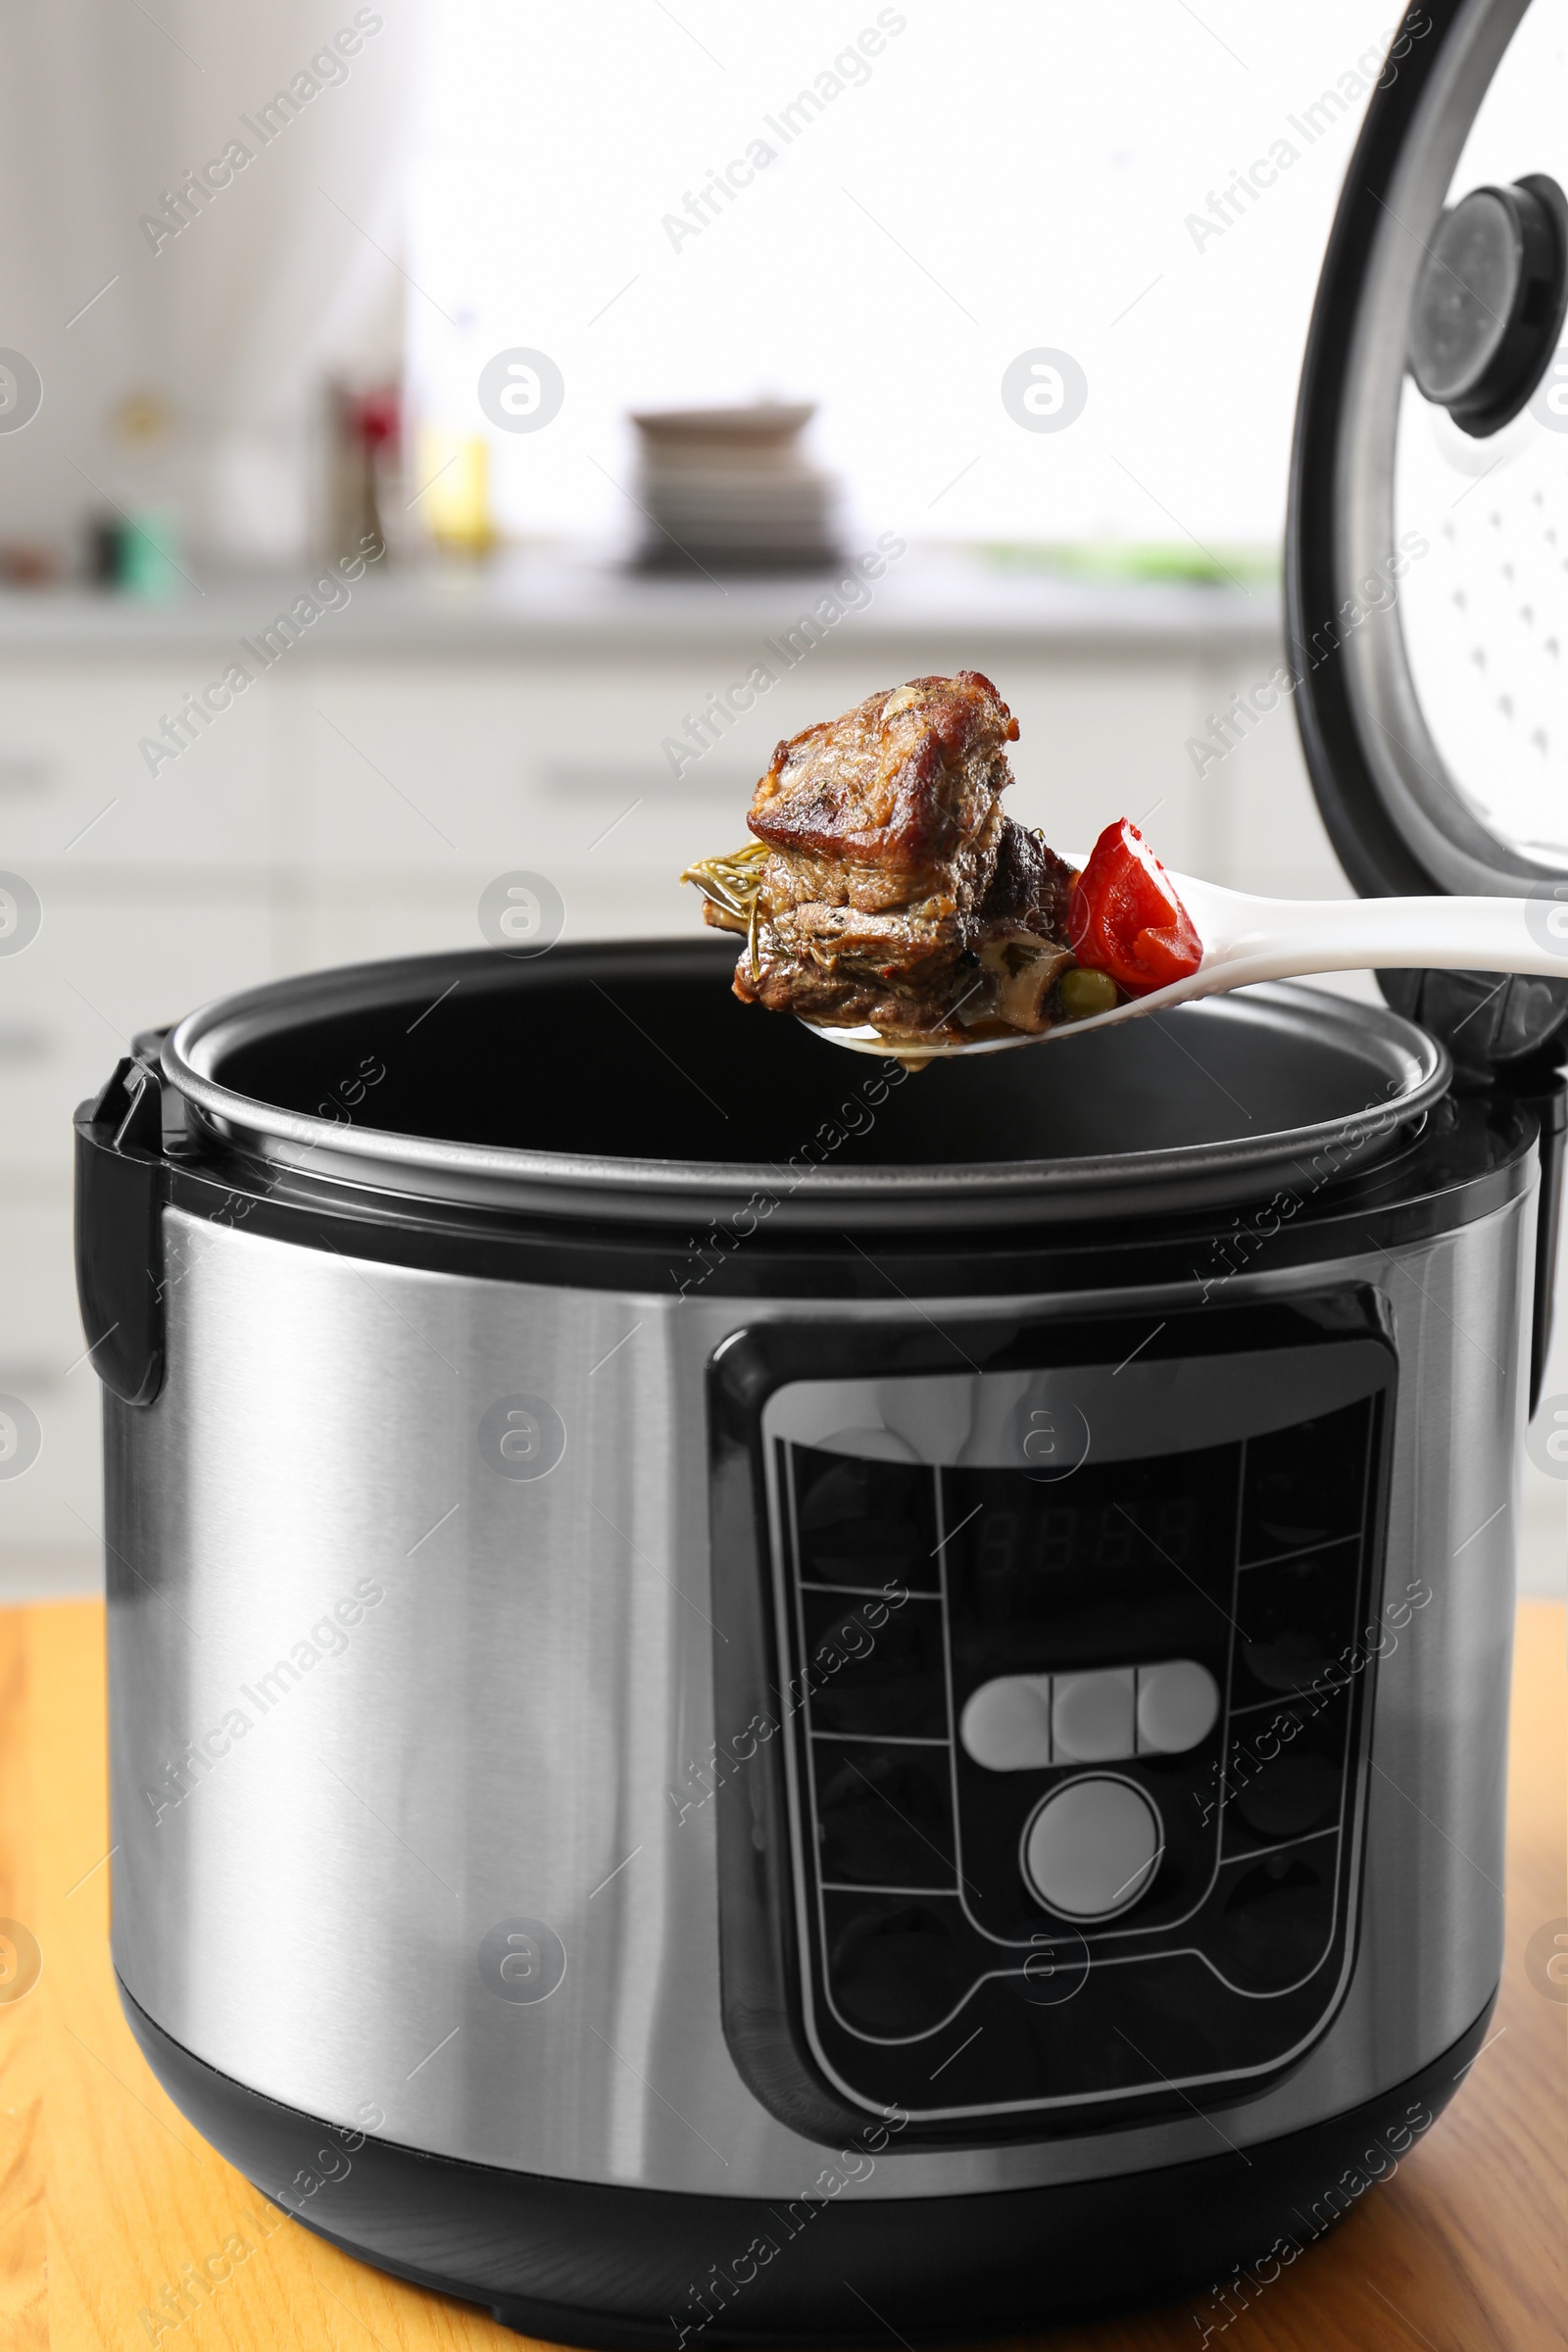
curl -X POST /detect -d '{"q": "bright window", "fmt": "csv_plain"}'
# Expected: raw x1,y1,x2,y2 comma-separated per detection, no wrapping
407,1,1400,554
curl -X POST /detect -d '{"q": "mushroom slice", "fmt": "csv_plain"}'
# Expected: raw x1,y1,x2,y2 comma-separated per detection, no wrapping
976,933,1075,1033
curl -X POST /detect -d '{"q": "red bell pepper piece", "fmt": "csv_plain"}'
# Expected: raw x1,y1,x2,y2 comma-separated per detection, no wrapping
1068,820,1203,997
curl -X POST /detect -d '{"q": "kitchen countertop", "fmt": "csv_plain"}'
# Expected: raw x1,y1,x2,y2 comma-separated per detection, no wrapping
0,550,1284,662
1,1599,1561,2351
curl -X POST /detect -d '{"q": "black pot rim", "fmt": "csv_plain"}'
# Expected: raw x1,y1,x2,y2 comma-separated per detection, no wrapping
162,942,1450,1229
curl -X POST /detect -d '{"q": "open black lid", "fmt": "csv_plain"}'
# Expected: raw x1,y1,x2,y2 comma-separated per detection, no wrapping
1288,0,1568,1065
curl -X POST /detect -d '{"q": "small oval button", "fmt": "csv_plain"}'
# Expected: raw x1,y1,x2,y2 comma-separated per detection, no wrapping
1052,1668,1135,1762
1137,1659,1219,1754
959,1677,1052,1772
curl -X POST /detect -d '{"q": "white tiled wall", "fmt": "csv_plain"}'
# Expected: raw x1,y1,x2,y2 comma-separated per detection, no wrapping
2,623,1559,1600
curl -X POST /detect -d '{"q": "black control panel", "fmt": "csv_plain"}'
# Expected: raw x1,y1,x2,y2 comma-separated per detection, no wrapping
708,1296,1395,2144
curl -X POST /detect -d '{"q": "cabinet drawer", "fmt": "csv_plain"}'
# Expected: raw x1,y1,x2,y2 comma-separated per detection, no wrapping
286,658,921,873
0,665,273,866
284,649,1236,888
284,871,697,978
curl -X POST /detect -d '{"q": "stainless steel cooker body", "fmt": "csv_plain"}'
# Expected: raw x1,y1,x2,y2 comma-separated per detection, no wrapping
99,1096,1529,2208
76,935,1545,2336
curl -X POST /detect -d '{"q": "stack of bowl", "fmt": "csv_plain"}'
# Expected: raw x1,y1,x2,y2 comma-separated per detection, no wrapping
628,401,841,572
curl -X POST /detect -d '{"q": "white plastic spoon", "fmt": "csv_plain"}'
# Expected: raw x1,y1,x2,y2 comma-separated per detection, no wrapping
800,861,1568,1058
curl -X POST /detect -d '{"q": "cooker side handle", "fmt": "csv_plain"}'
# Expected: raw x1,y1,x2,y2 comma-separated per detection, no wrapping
74,1055,169,1407
1513,1059,1568,1420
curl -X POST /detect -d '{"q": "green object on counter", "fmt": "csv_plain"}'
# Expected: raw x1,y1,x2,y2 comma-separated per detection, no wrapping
117,511,184,599
979,540,1279,587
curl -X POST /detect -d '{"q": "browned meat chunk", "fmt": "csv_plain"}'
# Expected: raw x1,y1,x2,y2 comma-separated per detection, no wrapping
684,673,1079,1042
976,818,1075,944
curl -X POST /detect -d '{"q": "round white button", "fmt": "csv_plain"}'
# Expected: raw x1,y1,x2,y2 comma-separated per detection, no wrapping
1137,1660,1220,1755
1022,1777,1162,1920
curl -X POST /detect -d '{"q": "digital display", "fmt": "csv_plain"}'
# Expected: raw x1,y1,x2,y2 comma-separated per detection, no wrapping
941,1444,1241,1676
967,1490,1200,1576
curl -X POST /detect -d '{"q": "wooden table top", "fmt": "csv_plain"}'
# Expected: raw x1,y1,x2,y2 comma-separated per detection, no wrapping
1,1598,1562,2352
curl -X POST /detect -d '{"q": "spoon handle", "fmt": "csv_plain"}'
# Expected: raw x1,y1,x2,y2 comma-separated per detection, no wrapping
1198,890,1568,988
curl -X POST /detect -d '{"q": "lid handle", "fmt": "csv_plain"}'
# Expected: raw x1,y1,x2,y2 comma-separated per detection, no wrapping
1407,173,1568,436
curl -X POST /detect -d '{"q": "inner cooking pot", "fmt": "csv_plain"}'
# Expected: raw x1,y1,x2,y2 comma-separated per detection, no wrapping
162,936,1448,1227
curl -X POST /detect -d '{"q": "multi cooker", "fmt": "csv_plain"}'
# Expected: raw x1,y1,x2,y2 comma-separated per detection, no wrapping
76,1,1568,2338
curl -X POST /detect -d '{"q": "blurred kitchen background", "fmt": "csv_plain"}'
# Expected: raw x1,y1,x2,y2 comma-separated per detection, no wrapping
1,0,1564,1598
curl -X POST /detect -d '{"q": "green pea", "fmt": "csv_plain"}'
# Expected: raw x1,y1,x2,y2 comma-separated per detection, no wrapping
1058,965,1120,1019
